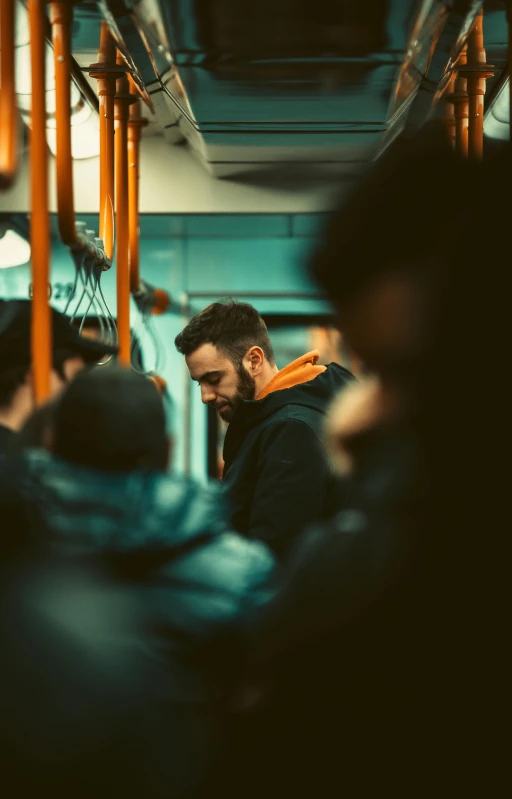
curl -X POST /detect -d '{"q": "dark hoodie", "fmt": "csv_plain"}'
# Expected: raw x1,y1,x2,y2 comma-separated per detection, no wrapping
0,450,275,798
223,352,355,559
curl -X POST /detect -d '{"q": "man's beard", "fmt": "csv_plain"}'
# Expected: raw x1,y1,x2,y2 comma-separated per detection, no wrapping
218,365,256,423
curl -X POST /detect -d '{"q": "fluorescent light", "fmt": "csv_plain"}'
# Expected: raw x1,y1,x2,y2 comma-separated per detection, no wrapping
0,230,31,269
15,44,56,95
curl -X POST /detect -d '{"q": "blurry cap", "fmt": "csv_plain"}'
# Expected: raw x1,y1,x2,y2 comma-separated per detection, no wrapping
0,299,118,372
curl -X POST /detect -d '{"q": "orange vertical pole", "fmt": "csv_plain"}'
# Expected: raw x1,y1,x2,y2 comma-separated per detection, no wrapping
464,10,494,161
454,46,469,158
48,0,76,244
0,0,18,189
127,78,171,316
114,53,133,366
89,23,116,260
29,0,51,402
127,86,145,293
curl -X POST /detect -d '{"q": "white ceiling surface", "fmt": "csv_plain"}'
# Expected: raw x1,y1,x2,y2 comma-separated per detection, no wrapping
0,136,351,214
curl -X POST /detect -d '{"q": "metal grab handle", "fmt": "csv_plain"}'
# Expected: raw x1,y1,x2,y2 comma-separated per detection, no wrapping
67,239,117,359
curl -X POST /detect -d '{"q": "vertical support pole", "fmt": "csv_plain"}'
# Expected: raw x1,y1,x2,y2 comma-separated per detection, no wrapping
462,10,494,161
48,0,76,245
454,46,469,158
127,86,146,294
114,52,134,366
29,0,51,403
0,0,18,189
89,23,117,261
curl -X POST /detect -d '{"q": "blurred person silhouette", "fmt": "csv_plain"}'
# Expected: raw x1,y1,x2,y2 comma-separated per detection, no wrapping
0,366,275,798
0,301,117,458
219,126,505,797
175,300,355,559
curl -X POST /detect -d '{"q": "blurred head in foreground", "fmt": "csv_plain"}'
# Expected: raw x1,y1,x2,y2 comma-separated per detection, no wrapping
53,366,170,473
312,124,504,479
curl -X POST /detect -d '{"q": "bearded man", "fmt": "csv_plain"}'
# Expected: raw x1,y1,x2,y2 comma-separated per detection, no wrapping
175,300,354,559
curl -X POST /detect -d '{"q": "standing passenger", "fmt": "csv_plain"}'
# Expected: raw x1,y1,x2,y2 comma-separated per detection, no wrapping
0,299,117,457
0,366,275,798
175,300,354,558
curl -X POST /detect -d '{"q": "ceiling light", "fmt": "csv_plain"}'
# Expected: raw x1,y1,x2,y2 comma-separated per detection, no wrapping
0,229,31,269
46,108,100,160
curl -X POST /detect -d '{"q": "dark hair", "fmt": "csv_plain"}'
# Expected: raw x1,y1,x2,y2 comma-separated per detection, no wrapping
175,300,275,366
53,366,168,473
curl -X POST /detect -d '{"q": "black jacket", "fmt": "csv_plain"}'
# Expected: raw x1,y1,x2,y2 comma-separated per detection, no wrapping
222,363,354,559
0,451,275,798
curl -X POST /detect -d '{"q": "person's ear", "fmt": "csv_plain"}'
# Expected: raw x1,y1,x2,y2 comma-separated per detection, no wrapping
243,346,265,376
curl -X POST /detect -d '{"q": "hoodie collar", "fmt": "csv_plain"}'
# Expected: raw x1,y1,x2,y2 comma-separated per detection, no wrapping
257,350,326,400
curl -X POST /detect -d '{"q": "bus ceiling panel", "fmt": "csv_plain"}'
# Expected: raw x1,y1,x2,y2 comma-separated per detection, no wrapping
47,2,512,179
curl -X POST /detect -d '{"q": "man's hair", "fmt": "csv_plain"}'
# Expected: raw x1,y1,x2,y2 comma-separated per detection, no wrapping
175,300,275,366
53,366,168,473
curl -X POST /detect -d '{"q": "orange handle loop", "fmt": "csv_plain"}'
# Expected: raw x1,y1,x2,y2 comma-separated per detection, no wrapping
29,0,51,402
0,0,18,189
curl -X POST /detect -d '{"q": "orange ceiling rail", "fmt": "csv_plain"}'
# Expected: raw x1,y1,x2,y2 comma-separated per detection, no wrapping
0,0,19,189
88,22,116,261
29,0,51,403
114,51,135,366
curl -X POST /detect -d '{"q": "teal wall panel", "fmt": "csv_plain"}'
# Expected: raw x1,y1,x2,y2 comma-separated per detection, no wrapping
1,212,332,481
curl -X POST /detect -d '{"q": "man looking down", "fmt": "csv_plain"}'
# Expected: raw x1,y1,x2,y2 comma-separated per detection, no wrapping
175,300,354,559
